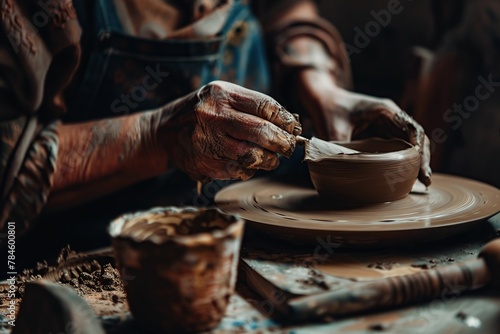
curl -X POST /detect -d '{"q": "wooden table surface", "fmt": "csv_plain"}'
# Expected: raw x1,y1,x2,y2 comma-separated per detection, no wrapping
2,216,499,334
83,215,500,332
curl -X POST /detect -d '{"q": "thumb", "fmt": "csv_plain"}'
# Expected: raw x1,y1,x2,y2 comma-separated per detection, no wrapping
327,111,354,141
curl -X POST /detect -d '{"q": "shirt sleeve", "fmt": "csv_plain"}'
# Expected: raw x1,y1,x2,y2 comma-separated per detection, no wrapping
0,0,81,240
252,0,352,103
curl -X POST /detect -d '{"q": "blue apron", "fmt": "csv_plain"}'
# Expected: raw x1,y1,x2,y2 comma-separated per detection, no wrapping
70,0,270,120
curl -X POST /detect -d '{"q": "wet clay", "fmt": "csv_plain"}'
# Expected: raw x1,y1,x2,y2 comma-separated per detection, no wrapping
304,138,420,203
114,207,236,243
215,174,500,246
109,207,245,333
0,246,127,331
0,246,117,299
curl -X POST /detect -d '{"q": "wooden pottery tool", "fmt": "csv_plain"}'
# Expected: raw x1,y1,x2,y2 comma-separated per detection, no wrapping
239,238,500,322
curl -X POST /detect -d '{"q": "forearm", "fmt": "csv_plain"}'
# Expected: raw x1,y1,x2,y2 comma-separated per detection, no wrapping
261,0,337,76
298,68,402,130
261,1,351,107
257,0,318,31
47,111,167,210
299,69,389,110
261,1,382,138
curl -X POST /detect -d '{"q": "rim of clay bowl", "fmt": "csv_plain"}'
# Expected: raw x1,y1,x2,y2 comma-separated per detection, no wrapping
305,138,419,163
108,206,244,246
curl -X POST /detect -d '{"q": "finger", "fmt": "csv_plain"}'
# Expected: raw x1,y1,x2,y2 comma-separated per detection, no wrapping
360,108,417,143
224,111,296,158
351,107,402,139
224,162,255,181
329,114,353,141
292,114,302,135
393,111,432,186
193,128,280,172
214,135,281,170
221,82,302,135
418,135,432,186
190,128,263,181
202,160,256,181
352,107,432,186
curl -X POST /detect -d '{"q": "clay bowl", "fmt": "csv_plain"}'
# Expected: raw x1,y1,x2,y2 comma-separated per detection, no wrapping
109,207,245,333
305,138,420,204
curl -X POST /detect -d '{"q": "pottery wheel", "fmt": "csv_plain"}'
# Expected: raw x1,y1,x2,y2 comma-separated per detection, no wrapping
215,174,500,247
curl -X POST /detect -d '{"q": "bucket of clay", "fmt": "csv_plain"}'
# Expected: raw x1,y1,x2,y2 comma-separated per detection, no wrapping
108,207,244,333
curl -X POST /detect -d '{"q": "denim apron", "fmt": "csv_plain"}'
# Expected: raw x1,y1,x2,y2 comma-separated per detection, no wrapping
70,0,270,120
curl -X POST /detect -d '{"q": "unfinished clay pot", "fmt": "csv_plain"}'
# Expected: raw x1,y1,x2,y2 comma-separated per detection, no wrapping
305,138,420,204
109,207,244,333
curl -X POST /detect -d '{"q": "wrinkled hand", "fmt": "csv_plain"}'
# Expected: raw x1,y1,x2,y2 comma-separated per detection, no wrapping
297,69,431,186
348,99,432,186
157,81,302,182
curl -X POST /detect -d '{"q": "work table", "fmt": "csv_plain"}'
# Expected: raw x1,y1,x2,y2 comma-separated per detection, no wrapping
4,214,499,333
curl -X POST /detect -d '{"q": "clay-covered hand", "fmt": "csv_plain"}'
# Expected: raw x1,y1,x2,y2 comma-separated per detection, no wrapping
297,69,431,186
156,81,302,183
348,99,432,187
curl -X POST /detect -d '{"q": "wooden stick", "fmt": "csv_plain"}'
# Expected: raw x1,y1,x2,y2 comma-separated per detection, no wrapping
287,239,500,321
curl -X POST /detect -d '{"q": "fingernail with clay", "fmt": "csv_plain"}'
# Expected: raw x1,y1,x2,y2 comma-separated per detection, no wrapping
423,170,432,187
293,125,302,136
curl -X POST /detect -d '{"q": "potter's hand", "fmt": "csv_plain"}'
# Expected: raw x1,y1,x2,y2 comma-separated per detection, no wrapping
297,69,431,186
156,81,302,182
